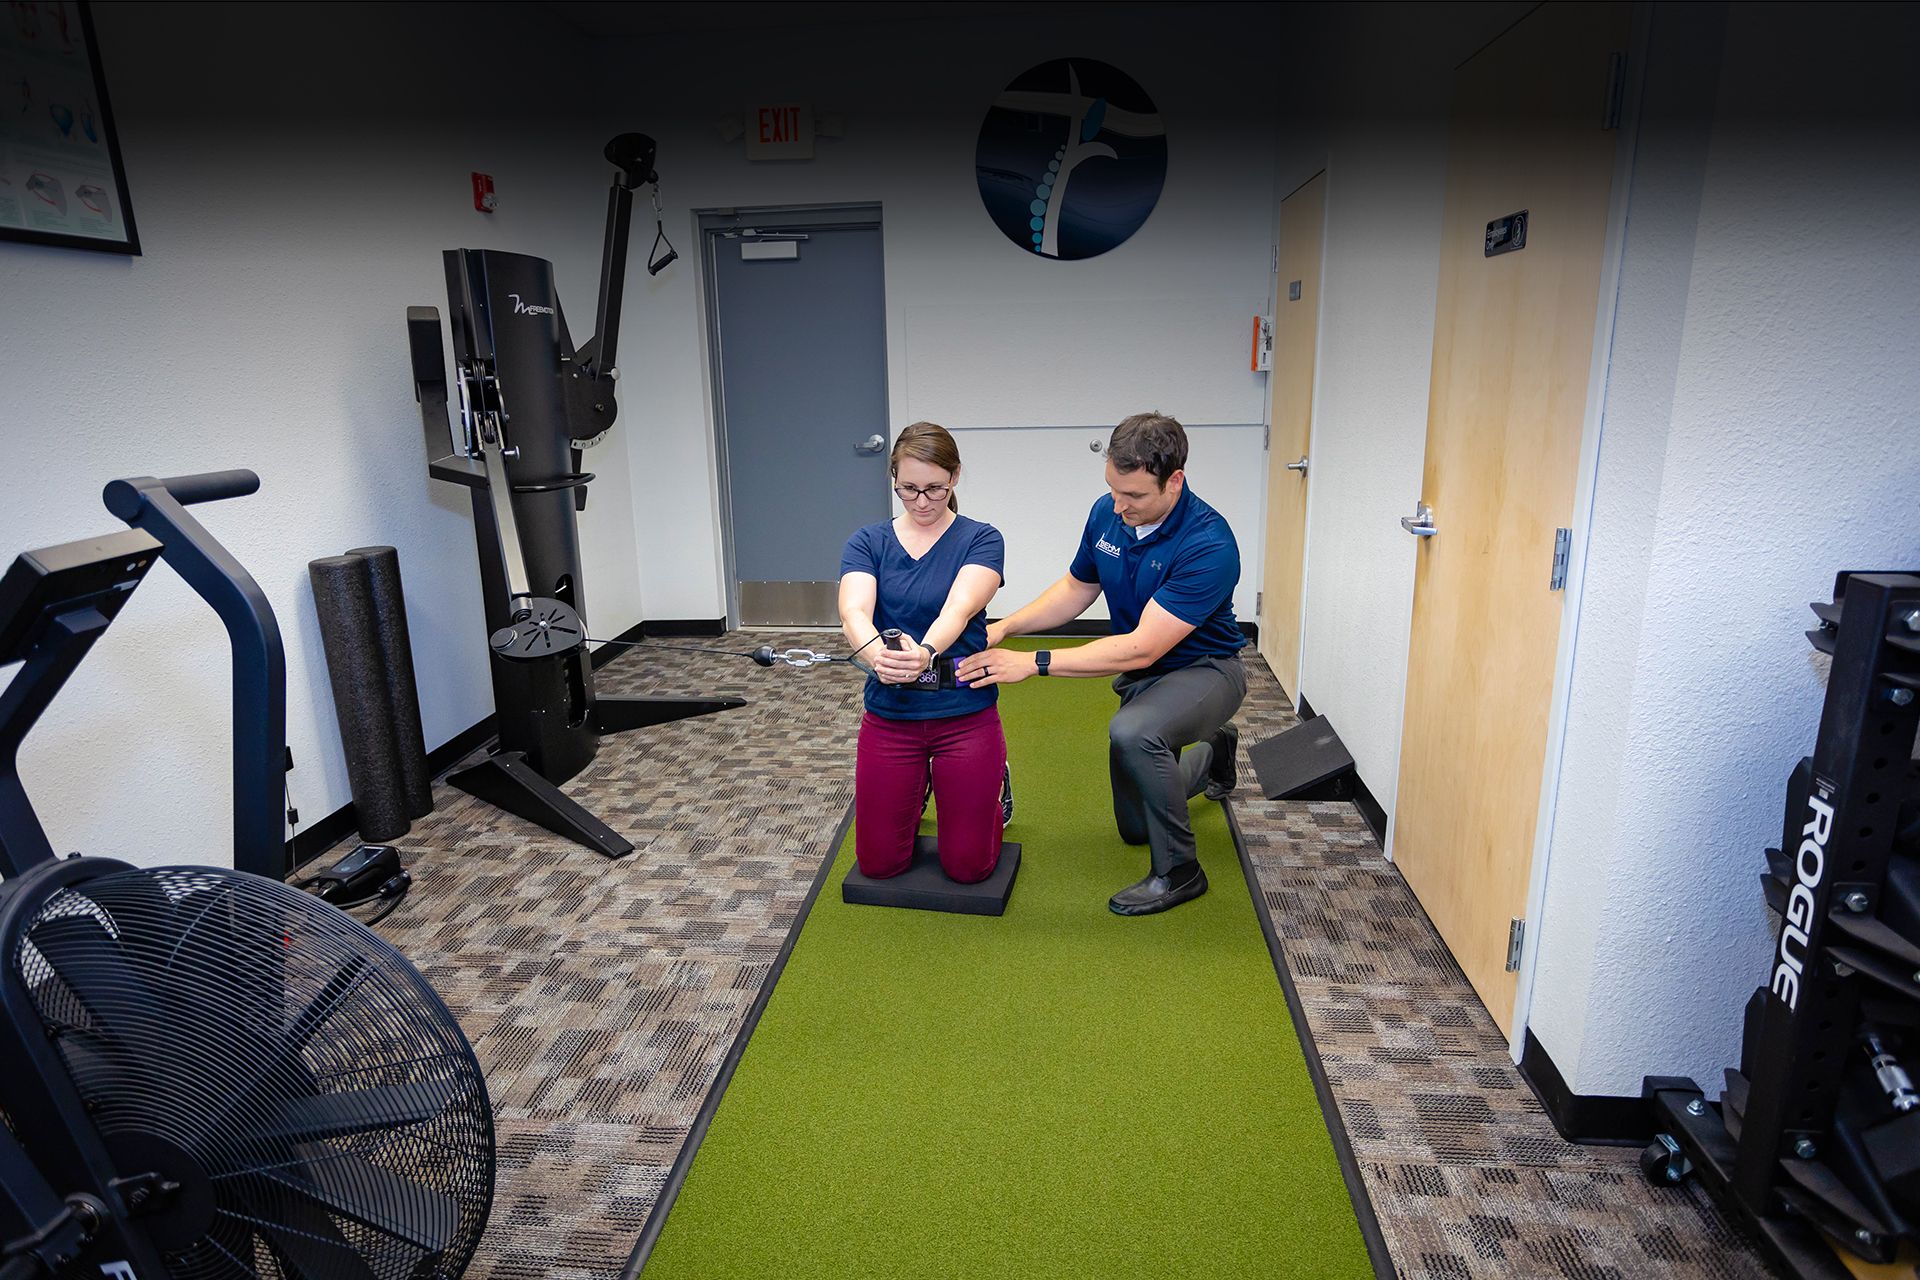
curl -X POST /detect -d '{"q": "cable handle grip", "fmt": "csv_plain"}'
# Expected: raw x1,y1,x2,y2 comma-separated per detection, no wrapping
103,469,260,518
881,628,905,651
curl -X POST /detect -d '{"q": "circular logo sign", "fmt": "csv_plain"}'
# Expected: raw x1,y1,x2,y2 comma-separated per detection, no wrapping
975,59,1167,261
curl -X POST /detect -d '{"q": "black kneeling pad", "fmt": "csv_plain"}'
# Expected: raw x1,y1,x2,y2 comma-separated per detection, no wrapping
841,835,1021,916
1248,714,1357,801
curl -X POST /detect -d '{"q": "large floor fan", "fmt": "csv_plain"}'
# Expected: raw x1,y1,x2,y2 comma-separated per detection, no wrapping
0,472,493,1280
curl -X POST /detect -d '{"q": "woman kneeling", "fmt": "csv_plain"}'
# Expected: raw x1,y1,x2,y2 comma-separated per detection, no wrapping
839,422,1006,883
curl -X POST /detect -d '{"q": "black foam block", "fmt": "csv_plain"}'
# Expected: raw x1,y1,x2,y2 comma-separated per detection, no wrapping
346,545,433,819
1247,714,1356,801
309,555,409,842
842,836,1021,916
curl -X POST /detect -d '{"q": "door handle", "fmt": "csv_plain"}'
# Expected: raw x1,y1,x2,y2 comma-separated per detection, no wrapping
1285,456,1308,474
854,433,885,455
1400,501,1437,537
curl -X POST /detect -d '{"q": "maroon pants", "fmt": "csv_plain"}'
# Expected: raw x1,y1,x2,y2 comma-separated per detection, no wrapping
855,706,1006,883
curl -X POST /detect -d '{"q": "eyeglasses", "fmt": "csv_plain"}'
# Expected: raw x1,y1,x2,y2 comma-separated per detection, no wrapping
893,483,952,504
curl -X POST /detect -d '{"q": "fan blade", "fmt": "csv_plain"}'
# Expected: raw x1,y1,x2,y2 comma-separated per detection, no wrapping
281,957,371,1056
169,883,289,1056
27,914,167,1044
253,1142,458,1255
252,1200,382,1280
262,1080,460,1144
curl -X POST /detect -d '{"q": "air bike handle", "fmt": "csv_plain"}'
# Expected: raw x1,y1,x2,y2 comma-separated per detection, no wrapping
103,469,287,881
104,469,260,518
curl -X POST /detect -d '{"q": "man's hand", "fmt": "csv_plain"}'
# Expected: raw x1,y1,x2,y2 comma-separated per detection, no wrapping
872,633,932,685
956,647,1036,687
985,619,1008,647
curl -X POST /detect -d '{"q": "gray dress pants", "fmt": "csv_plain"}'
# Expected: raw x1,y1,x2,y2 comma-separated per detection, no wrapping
1108,654,1247,876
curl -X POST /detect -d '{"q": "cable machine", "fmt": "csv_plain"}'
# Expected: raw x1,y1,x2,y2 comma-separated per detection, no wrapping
408,135,741,859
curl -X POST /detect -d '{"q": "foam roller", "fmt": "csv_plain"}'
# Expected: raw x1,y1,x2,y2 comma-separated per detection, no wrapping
345,545,433,819
308,555,409,842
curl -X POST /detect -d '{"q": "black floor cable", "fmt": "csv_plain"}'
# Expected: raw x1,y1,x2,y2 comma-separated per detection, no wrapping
585,632,884,676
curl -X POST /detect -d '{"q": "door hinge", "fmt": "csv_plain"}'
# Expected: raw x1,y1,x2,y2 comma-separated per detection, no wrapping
1256,591,1263,615
1506,918,1526,972
1262,424,1270,451
1550,527,1571,591
1270,244,1278,275
1602,52,1627,130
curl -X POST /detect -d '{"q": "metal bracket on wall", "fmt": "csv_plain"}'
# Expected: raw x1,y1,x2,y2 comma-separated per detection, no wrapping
1550,527,1571,591
1506,918,1526,972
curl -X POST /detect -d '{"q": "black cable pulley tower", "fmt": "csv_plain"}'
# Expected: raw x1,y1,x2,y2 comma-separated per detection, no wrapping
409,134,742,859
1643,569,1920,1278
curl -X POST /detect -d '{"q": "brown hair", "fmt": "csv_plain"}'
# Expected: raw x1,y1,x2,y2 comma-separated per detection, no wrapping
1107,411,1188,488
890,420,961,512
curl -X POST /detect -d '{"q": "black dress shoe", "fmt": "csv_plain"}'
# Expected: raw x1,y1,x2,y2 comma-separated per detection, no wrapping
1203,722,1240,800
1108,862,1208,916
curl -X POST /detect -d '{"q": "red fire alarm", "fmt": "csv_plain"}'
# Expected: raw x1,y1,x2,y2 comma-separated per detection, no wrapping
471,172,496,213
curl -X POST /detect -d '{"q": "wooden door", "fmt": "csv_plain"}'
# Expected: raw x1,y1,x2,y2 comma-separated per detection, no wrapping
1392,3,1630,1037
1258,171,1326,702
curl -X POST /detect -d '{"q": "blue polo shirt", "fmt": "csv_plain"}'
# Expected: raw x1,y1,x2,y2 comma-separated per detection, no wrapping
1068,485,1242,676
840,515,1004,720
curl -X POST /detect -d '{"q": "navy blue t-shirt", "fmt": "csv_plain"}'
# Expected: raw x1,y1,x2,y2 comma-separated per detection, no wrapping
840,515,1004,720
1068,485,1242,677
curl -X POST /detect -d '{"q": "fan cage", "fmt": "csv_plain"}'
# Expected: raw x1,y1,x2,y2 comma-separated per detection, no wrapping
11,865,493,1280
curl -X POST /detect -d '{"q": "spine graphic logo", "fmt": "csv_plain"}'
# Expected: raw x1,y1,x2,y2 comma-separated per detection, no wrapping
976,59,1167,261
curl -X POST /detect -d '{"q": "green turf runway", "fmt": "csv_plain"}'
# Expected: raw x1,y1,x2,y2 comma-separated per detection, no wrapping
642,648,1372,1279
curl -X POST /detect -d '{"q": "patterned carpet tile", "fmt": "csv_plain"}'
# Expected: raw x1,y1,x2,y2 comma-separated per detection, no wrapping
1229,651,1776,1278
364,631,1779,1280
370,633,857,1280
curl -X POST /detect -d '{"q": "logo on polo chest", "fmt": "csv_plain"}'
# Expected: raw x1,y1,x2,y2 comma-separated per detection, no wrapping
1095,537,1123,558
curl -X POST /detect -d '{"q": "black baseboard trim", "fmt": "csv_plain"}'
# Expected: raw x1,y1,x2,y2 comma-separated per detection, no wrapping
988,619,1260,644
285,713,499,876
643,617,729,638
591,620,648,671
622,801,854,1278
1226,799,1397,1279
1289,694,1388,848
1518,1028,1651,1146
1350,775,1387,849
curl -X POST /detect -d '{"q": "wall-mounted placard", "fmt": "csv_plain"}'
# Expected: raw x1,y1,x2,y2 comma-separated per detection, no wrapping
1,1,139,254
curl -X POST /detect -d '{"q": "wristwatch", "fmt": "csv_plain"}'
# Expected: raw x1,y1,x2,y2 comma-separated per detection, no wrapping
1035,650,1052,676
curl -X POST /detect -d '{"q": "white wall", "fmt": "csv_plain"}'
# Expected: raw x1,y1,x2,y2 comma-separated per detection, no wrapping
1528,1,1920,1096
0,2,640,868
1285,2,1530,817
592,8,1286,623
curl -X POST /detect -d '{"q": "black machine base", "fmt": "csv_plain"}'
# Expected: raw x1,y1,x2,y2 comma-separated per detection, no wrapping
1248,714,1357,801
448,751,635,859
590,693,746,733
1643,1080,1859,1279
454,695,746,859
841,836,1022,916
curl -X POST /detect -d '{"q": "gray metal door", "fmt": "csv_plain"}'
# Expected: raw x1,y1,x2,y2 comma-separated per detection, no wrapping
707,211,890,625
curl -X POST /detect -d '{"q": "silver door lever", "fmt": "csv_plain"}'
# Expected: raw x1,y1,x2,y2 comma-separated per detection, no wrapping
855,433,885,454
1285,456,1308,474
1400,501,1437,537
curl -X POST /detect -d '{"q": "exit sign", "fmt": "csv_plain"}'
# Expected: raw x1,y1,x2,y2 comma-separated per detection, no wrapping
746,104,814,160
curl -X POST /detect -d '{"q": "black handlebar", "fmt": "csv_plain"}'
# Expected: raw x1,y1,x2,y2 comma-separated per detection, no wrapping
103,470,260,520
102,469,287,881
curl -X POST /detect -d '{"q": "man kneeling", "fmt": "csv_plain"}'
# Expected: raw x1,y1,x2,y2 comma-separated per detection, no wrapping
959,412,1244,916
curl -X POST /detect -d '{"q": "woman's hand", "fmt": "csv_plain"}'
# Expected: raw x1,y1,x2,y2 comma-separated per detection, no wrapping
872,632,933,685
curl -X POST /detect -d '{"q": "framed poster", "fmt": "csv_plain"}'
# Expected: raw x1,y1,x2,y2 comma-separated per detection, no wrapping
1,0,139,254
